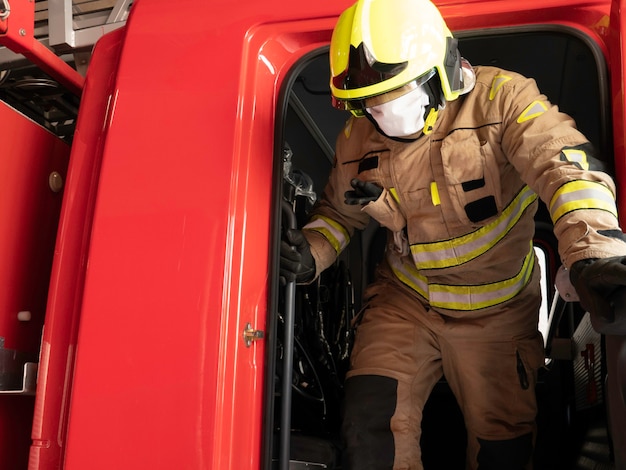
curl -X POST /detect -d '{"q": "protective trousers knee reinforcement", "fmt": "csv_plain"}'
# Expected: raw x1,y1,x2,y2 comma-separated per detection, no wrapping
342,375,397,470
476,432,533,470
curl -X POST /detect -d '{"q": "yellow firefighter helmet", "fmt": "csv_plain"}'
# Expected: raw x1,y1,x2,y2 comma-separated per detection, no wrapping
330,0,463,115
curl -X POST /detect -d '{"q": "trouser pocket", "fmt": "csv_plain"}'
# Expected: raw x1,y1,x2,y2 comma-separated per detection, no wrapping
514,333,545,391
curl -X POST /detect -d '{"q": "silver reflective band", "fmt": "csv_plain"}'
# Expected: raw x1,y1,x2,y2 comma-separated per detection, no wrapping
389,243,535,311
410,186,537,269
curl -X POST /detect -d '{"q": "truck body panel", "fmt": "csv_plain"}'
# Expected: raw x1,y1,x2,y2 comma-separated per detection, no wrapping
0,100,69,470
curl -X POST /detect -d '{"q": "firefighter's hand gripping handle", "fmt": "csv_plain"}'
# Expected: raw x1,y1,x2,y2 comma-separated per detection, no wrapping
280,230,315,284
279,204,315,284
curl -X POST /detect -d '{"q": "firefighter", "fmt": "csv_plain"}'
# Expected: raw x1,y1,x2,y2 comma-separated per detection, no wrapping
279,0,626,468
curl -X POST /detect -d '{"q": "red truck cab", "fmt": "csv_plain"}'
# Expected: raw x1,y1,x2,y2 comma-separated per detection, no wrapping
0,0,624,468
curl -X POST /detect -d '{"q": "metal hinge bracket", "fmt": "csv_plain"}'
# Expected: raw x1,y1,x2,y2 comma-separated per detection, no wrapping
243,323,264,347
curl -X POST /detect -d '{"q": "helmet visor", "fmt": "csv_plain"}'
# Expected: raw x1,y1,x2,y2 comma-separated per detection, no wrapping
338,67,436,117
332,43,408,92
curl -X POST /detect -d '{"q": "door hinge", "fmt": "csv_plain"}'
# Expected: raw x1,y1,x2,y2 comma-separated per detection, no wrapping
243,322,264,347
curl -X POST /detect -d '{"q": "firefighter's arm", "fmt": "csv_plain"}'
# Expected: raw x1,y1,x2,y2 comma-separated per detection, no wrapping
302,228,338,278
300,182,406,280
499,74,626,264
547,152,626,334
279,225,339,285
297,178,404,280
499,74,626,333
294,119,374,279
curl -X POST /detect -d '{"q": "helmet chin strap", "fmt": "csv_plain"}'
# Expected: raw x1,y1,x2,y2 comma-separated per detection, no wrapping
422,108,439,135
420,72,446,134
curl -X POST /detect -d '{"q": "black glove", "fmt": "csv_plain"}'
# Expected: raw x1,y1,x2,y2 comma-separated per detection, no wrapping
344,178,383,205
280,229,315,284
570,256,626,335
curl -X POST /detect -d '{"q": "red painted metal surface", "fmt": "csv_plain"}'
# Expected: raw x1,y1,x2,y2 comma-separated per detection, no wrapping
604,1,626,466
28,26,125,469
56,0,342,467
11,0,624,468
609,0,626,219
0,101,69,468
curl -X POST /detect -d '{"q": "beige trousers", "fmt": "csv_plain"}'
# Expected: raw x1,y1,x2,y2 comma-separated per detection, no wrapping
343,262,545,469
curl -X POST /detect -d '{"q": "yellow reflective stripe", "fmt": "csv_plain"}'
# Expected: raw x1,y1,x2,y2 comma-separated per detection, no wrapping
303,215,350,254
388,255,429,300
389,187,400,203
517,100,547,123
389,244,535,311
430,182,441,206
344,118,353,138
428,245,535,310
489,74,512,100
549,180,618,223
410,186,537,269
561,148,589,170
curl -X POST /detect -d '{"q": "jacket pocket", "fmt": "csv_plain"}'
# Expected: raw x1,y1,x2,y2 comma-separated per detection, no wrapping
440,130,502,226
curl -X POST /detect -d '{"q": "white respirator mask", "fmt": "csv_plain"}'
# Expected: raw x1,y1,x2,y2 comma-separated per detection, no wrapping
366,84,431,137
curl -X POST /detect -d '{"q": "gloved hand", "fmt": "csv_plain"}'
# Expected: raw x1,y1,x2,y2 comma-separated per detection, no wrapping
569,256,626,335
280,229,316,284
344,178,383,205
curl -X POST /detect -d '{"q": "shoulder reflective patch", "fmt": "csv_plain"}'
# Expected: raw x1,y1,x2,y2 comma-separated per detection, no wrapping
489,74,512,100
560,143,605,171
344,118,353,138
561,148,589,170
517,100,548,123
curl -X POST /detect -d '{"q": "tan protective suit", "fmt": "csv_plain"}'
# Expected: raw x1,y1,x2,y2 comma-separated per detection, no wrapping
302,66,626,469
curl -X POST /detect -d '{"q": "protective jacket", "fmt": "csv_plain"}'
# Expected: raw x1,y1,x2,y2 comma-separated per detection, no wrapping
303,66,626,314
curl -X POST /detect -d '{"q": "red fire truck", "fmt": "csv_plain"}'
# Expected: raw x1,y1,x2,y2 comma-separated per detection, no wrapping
0,0,624,468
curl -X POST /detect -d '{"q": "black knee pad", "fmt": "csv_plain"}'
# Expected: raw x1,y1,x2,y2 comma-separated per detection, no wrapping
341,375,398,470
477,432,533,470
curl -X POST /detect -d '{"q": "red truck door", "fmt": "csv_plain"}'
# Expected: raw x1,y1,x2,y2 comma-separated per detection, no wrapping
55,2,344,469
